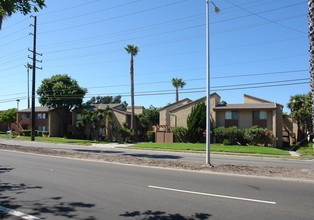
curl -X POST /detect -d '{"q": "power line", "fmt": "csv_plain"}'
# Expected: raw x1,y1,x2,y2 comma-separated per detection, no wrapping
37,0,101,16
223,0,306,34
39,0,189,34
0,80,308,104
40,0,142,25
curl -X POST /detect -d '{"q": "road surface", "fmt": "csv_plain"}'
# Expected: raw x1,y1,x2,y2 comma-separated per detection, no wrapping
0,150,314,219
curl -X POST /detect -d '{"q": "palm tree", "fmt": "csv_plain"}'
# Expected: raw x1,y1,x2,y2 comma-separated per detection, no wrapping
309,0,314,137
0,13,6,30
172,78,186,102
125,44,139,130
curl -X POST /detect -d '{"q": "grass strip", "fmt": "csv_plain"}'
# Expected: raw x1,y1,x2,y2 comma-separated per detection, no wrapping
131,143,290,155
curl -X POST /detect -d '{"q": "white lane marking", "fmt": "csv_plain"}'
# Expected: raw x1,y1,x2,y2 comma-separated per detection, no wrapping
148,185,277,205
0,205,42,220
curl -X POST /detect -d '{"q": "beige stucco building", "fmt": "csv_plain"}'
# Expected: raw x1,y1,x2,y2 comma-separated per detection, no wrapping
158,94,295,148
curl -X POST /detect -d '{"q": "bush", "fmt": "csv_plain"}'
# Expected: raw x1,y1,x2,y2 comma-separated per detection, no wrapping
21,130,31,136
213,127,225,143
119,128,133,142
147,131,155,142
42,131,49,137
172,126,188,143
37,131,43,137
213,126,246,145
224,126,246,145
244,126,276,146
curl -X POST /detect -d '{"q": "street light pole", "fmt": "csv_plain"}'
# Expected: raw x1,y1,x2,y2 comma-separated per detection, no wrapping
206,1,220,165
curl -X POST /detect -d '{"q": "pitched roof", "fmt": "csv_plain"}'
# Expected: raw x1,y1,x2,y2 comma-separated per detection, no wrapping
18,106,53,113
73,103,123,111
159,98,192,111
169,93,220,113
214,103,277,111
170,96,206,113
244,94,283,107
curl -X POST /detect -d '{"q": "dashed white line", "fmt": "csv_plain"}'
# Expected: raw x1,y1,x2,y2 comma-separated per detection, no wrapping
148,185,277,205
0,205,42,220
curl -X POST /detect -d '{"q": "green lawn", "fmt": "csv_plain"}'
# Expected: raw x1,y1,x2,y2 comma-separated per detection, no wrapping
297,143,314,156
131,142,290,155
0,134,107,145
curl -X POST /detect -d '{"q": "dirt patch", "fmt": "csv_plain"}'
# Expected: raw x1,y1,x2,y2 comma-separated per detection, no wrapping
1,144,313,181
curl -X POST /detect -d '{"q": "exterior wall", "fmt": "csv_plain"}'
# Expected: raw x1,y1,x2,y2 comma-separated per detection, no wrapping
169,96,219,128
275,106,283,148
112,111,127,131
127,107,144,115
244,95,268,104
210,95,220,128
170,105,193,128
238,111,252,129
159,100,190,125
216,111,225,127
49,111,62,137
283,116,298,144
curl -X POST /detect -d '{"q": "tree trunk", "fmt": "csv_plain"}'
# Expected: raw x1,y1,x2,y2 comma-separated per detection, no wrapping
309,0,314,138
176,88,179,102
130,55,135,130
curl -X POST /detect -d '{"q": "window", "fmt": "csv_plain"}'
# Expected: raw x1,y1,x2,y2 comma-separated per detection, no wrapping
253,111,267,120
35,113,47,119
36,126,48,131
21,114,29,119
76,114,82,120
225,111,238,120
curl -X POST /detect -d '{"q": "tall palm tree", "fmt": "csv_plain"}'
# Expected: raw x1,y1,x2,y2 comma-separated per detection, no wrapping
125,44,139,130
172,78,186,102
0,13,6,30
309,0,314,137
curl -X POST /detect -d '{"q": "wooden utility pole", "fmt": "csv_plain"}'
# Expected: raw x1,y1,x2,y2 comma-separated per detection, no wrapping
29,15,42,141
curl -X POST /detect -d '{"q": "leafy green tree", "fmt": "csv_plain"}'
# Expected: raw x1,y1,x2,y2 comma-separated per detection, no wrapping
137,105,159,140
85,95,128,110
186,101,206,143
287,92,312,141
125,44,139,129
171,78,186,102
37,74,87,136
0,0,46,29
0,108,16,129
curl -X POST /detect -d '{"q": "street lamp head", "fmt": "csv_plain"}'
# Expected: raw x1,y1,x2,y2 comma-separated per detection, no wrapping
214,6,220,14
208,1,220,14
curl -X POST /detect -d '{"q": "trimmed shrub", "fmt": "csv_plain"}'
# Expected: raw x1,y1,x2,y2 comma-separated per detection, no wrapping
213,127,225,143
147,131,155,142
42,131,49,137
21,130,31,136
224,126,246,145
172,126,188,143
244,126,276,146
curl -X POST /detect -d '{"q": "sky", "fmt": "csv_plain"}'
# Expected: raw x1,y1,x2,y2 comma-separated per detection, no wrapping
0,0,310,113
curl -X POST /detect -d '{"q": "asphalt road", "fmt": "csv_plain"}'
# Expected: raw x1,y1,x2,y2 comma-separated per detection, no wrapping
0,151,314,220
0,138,313,169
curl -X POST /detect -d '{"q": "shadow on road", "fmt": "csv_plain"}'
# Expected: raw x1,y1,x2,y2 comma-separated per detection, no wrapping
73,149,124,154
122,153,182,159
0,168,96,219
120,210,211,219
0,166,14,174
